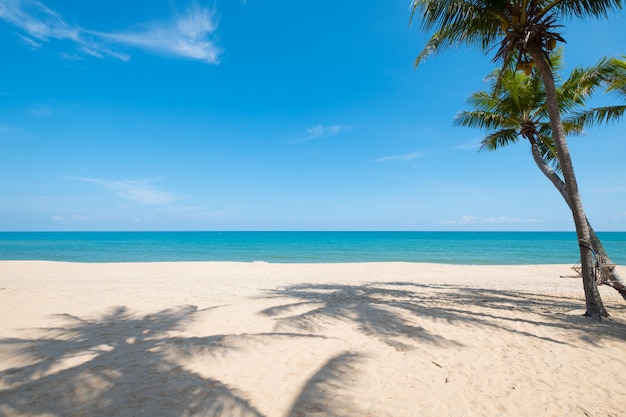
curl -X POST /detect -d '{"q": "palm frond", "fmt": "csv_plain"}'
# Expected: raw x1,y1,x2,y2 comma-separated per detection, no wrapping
457,47,626,176
465,90,499,112
455,110,515,131
480,129,520,151
535,132,561,171
561,120,586,136
566,105,626,128
554,0,623,19
411,0,503,67
560,55,619,106
604,55,626,98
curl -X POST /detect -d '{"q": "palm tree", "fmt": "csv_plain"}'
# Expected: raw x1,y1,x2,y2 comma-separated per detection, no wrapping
455,52,626,300
410,0,623,318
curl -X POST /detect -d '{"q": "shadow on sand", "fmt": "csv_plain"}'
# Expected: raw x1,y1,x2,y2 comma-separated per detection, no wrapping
261,281,626,346
0,303,364,417
1,280,625,416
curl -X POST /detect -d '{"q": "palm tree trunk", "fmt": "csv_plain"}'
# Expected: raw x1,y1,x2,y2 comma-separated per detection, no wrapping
528,137,626,300
527,44,608,318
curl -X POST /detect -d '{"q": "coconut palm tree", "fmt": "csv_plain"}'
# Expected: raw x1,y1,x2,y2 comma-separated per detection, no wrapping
410,0,623,318
455,52,626,300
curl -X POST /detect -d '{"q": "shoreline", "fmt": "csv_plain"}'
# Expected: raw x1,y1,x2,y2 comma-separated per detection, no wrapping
1,261,625,416
0,259,613,266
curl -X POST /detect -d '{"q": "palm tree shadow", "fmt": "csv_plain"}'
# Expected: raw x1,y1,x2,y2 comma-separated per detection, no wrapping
4,282,623,416
261,283,461,349
286,352,364,417
0,305,268,417
261,282,626,347
0,305,370,417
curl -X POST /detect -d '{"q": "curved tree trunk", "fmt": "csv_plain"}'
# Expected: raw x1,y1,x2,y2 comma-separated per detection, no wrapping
527,44,608,318
528,137,626,300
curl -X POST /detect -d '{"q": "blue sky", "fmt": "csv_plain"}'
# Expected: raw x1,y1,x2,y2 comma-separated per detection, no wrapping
0,0,624,231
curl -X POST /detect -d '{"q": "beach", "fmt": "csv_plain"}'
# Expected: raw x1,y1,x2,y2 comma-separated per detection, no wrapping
1,261,625,416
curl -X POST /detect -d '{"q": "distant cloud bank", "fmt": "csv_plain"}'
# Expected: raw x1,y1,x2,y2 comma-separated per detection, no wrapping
0,0,221,63
441,215,541,225
52,214,89,224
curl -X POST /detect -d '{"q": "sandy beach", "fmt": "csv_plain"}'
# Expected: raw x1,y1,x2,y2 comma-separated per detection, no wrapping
1,261,625,416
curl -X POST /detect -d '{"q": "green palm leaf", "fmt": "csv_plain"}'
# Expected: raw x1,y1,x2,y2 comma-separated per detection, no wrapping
456,49,623,174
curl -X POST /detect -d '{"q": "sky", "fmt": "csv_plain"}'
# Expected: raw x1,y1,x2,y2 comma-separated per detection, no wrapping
0,0,624,232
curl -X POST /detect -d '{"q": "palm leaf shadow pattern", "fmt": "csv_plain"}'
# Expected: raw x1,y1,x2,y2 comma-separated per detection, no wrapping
286,352,363,417
262,282,626,347
0,305,371,417
3,283,625,416
0,305,267,417
261,283,460,350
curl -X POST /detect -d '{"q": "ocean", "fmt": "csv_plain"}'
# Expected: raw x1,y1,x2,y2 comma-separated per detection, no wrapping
1,231,625,265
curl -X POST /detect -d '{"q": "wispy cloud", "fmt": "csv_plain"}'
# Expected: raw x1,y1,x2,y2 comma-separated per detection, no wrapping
0,0,80,41
441,215,541,225
292,124,346,143
0,122,24,138
70,177,180,206
17,32,42,47
0,0,221,63
454,140,481,151
59,52,84,61
92,3,220,63
374,152,421,163
610,212,626,220
30,103,54,117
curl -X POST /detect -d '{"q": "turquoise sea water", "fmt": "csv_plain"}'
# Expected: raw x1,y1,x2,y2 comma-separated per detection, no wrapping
1,231,625,265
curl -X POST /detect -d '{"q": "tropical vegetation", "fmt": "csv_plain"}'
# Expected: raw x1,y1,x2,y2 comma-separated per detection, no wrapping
410,0,623,318
455,51,626,300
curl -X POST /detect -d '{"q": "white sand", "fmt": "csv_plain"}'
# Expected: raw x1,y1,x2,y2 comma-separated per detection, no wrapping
1,261,625,416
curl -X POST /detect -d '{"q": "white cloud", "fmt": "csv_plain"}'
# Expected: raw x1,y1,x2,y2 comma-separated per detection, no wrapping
292,124,345,143
70,177,180,206
610,212,626,220
484,216,524,224
59,52,84,61
16,32,41,47
0,0,80,42
441,215,540,225
30,104,53,117
0,0,221,63
92,3,221,63
374,152,421,163
454,140,481,151
52,214,89,223
459,215,480,224
0,122,24,138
